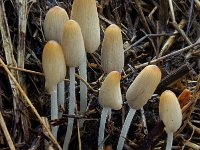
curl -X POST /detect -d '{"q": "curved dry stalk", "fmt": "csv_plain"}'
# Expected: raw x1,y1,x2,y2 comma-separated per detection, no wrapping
0,112,16,150
0,58,62,150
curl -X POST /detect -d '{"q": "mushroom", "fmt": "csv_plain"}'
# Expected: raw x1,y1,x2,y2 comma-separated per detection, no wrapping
43,6,69,118
71,0,100,53
43,6,69,43
159,90,182,150
101,24,124,73
117,65,162,150
71,0,100,124
61,20,85,150
42,40,66,139
98,71,122,150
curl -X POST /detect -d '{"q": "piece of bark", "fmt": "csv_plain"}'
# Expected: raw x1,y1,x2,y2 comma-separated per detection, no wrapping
155,64,191,94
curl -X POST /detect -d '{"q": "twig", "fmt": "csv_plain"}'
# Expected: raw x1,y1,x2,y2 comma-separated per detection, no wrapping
184,141,200,149
41,117,54,150
17,0,27,69
134,42,200,69
133,0,151,33
75,74,98,93
188,122,200,135
186,0,194,35
159,19,187,56
140,107,148,134
0,65,44,75
171,21,192,45
0,112,16,150
168,0,176,22
0,65,98,93
125,33,175,52
0,58,62,150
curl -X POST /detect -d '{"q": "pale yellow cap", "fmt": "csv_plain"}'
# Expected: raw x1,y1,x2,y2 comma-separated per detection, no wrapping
61,20,85,67
159,90,182,133
101,24,124,73
43,6,69,44
99,71,122,110
71,0,100,53
126,65,161,110
42,40,66,93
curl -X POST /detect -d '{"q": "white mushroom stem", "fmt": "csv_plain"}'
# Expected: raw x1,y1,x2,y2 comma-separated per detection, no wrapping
57,80,65,118
51,86,58,140
79,54,87,127
166,132,173,150
107,108,112,121
98,107,110,150
63,67,75,150
117,108,136,150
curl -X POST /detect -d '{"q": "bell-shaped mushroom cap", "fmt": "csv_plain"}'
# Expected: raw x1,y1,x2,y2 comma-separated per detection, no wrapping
126,65,161,110
159,90,182,133
99,71,122,110
61,20,85,67
42,40,66,93
71,0,100,53
43,6,69,43
101,24,124,73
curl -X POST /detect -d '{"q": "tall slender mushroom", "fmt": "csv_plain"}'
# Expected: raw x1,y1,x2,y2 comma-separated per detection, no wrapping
159,90,182,150
61,20,85,150
71,0,100,124
117,65,162,150
101,24,124,73
43,6,69,118
98,71,122,150
42,40,66,139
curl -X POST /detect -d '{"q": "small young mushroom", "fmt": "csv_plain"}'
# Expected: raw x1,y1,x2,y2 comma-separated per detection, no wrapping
159,90,182,150
101,24,124,73
42,40,66,139
71,0,100,124
43,6,69,118
117,65,162,150
61,20,85,150
98,71,122,150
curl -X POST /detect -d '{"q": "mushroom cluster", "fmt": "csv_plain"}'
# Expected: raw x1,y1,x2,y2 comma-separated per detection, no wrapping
41,2,183,150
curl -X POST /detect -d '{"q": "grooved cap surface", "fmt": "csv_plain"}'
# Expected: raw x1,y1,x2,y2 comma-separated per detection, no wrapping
71,0,100,53
126,65,161,110
42,41,66,93
43,6,69,43
101,24,124,73
61,20,85,67
159,90,182,133
99,71,122,110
